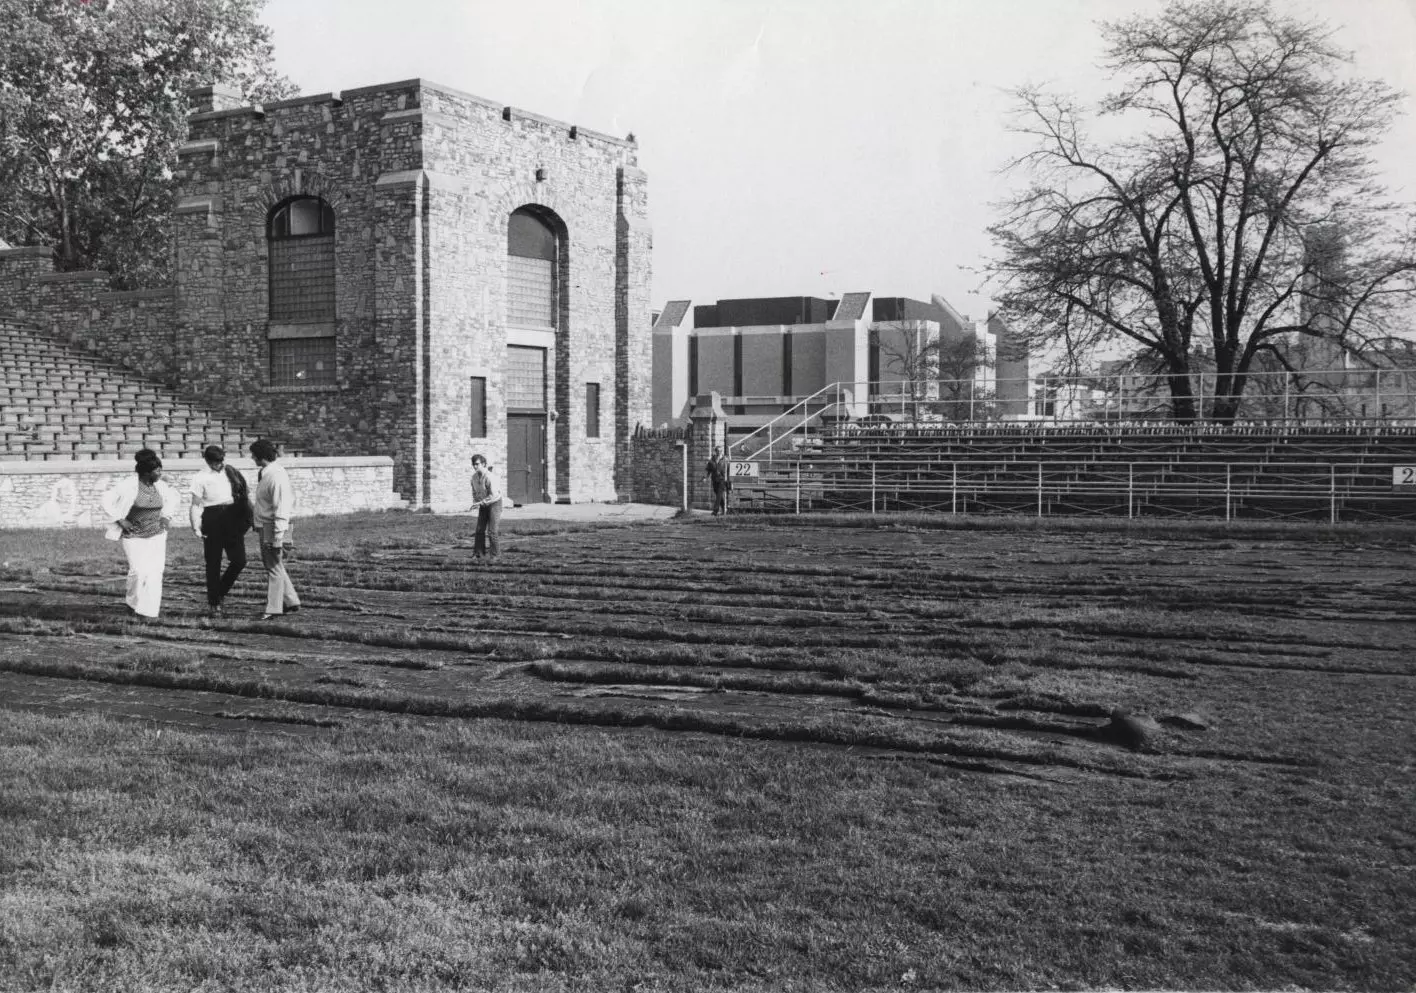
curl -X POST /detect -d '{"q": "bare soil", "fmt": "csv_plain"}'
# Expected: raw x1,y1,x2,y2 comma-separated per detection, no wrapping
3,514,1413,780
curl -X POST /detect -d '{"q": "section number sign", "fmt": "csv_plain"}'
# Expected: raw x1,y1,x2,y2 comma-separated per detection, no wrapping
730,461,760,478
1394,466,1416,490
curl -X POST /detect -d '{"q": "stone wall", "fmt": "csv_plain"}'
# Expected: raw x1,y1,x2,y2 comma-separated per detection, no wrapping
0,250,179,382
417,84,649,508
0,456,404,530
628,425,688,508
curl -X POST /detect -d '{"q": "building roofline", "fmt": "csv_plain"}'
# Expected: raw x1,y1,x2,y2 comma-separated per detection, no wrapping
197,78,635,148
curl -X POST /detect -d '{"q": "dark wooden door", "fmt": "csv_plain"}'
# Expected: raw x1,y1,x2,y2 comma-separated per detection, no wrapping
506,414,547,504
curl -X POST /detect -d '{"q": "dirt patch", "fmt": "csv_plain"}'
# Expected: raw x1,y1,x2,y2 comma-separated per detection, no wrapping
2,516,1413,776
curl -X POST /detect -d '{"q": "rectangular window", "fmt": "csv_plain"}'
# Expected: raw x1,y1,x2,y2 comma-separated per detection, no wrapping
269,236,336,323
270,337,336,386
507,255,556,329
586,383,600,438
505,345,546,410
470,377,487,438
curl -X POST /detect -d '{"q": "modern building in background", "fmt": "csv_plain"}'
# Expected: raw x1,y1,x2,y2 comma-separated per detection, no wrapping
651,292,1030,428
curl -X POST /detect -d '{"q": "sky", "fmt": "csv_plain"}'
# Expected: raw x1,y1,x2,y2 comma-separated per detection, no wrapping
261,0,1416,319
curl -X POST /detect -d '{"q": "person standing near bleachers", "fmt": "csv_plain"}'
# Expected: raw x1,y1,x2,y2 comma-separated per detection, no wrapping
188,445,251,617
250,439,301,621
100,449,181,620
705,446,732,516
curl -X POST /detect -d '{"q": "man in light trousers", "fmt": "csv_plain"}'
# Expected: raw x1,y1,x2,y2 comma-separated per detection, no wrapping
250,439,301,621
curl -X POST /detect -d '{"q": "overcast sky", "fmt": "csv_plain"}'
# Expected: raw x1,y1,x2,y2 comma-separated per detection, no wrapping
261,0,1416,318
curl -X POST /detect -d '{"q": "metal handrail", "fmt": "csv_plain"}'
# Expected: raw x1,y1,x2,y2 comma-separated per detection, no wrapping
730,381,849,463
733,455,1416,522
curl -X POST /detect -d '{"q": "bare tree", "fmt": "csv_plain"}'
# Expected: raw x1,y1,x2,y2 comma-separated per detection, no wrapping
870,323,997,422
869,323,940,426
935,334,995,422
987,0,1416,423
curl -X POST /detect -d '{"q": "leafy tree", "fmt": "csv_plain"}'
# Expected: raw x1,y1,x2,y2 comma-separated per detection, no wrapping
0,0,294,288
987,0,1416,422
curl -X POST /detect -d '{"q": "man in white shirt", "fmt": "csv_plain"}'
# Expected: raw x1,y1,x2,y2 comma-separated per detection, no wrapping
250,438,301,620
188,444,250,616
470,453,503,560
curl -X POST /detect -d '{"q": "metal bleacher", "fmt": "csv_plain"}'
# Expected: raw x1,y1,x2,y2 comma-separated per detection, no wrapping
727,393,1416,523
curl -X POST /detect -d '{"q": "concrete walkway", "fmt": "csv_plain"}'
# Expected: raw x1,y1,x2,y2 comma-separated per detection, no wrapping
496,501,683,523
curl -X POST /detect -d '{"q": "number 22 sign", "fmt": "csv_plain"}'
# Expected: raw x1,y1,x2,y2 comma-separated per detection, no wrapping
1393,467,1416,490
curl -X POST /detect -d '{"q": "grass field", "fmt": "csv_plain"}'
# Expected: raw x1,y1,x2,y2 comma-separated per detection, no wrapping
1,510,1413,991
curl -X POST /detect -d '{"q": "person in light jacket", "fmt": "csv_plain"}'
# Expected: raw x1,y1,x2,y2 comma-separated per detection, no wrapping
250,439,301,621
100,448,182,619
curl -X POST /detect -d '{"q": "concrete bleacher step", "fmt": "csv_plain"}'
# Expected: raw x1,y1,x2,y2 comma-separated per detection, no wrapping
0,322,271,463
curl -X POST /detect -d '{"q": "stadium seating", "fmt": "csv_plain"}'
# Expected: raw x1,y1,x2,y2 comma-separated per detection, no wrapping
0,321,265,463
731,421,1416,521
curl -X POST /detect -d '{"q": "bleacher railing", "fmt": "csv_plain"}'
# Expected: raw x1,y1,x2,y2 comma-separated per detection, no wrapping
733,456,1416,523
739,368,1416,431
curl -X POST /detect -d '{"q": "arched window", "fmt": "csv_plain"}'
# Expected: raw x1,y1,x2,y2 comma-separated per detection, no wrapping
269,197,336,322
267,196,336,386
507,208,559,330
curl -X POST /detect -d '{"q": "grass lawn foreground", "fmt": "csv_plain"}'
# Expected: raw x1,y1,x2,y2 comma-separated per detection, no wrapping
1,510,1413,991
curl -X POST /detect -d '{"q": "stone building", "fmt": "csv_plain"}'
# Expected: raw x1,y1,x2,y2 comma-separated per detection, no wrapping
10,79,651,510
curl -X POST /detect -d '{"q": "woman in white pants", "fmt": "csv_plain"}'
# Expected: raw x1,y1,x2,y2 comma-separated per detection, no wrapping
100,449,182,619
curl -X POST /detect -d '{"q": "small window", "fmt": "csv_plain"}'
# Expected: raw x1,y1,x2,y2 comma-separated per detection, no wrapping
586,383,600,438
270,337,335,386
470,377,487,438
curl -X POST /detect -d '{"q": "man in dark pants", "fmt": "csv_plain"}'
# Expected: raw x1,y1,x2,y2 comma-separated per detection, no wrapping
705,445,732,516
470,453,503,559
188,445,250,616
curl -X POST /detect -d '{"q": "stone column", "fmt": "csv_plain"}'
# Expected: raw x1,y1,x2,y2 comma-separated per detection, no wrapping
188,84,246,115
373,170,429,506
0,246,54,318
687,391,727,510
615,164,652,498
173,195,224,391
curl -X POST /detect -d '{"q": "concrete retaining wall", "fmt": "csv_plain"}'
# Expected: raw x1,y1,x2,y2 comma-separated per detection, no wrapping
0,456,405,530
